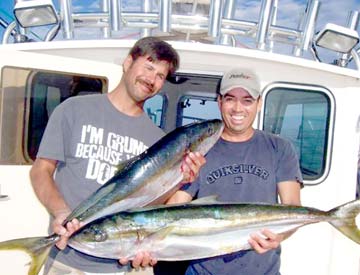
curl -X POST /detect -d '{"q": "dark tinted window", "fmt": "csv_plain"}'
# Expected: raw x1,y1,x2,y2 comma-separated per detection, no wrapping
27,73,105,160
263,87,331,181
179,97,221,125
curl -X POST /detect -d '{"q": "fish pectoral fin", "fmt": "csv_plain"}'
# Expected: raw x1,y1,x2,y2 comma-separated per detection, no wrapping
135,226,174,252
190,195,219,205
143,226,174,244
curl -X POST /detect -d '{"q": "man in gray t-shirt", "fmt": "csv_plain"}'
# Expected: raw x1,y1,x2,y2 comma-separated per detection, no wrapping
30,37,205,275
161,67,302,275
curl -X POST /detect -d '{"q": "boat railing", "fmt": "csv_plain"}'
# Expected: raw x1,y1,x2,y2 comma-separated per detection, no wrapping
1,0,360,70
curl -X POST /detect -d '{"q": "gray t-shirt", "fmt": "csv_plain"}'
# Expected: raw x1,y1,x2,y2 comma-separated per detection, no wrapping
37,94,164,273
183,130,303,275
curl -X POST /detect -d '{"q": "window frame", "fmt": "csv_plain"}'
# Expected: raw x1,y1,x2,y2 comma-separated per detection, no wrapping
258,82,335,185
176,92,220,127
22,70,107,163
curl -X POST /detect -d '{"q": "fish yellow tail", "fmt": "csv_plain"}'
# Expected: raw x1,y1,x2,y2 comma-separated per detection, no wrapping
0,234,58,275
328,199,360,244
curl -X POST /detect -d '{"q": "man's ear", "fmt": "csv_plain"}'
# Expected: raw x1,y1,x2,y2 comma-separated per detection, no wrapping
123,55,133,72
217,95,222,109
257,97,263,112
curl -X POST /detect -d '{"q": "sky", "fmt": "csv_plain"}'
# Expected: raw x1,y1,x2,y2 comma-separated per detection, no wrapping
0,0,359,60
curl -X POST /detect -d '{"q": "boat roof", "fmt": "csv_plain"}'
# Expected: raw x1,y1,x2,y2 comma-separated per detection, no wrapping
0,0,359,77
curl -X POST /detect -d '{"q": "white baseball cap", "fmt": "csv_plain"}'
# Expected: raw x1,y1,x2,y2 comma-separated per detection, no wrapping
220,68,261,99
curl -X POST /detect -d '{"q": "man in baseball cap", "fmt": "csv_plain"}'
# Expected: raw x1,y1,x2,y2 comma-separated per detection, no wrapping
217,67,263,139
219,67,261,98
163,68,302,275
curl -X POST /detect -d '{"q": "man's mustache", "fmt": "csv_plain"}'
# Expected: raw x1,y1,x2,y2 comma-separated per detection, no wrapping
136,78,154,92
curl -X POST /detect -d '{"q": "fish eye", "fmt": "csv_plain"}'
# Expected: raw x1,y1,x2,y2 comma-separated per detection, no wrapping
94,231,107,242
92,228,107,242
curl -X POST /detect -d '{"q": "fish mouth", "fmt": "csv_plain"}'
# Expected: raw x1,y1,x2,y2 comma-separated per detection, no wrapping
197,122,224,155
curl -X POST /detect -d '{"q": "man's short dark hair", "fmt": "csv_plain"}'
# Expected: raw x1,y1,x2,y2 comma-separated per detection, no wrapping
129,36,180,77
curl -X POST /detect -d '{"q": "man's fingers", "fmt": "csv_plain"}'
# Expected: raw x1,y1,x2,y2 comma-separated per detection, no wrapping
66,218,81,235
53,218,82,250
249,229,281,254
55,235,69,250
140,252,152,267
181,152,206,183
248,234,266,254
118,257,129,265
150,258,158,266
119,252,156,268
131,251,143,268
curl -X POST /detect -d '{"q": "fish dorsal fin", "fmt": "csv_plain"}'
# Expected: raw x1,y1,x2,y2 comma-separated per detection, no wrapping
125,202,177,213
189,195,219,205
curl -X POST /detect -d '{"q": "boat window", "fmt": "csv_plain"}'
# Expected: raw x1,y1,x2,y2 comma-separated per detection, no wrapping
0,67,106,164
144,94,165,127
26,72,106,162
178,96,221,126
263,87,331,182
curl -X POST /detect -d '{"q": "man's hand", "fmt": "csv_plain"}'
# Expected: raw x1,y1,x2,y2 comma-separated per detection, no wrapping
248,229,283,254
119,251,157,268
52,211,82,250
181,152,206,183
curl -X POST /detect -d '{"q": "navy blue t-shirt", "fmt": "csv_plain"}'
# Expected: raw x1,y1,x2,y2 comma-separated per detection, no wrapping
183,130,302,275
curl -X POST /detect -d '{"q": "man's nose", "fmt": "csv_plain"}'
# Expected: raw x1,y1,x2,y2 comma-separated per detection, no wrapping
233,99,245,111
146,71,157,84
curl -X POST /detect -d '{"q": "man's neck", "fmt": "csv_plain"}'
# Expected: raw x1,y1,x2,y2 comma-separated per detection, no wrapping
221,128,255,142
107,88,144,117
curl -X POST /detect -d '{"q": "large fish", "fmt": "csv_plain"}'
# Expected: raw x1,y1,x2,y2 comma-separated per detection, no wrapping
64,118,224,225
68,199,360,260
0,119,223,275
2,199,360,275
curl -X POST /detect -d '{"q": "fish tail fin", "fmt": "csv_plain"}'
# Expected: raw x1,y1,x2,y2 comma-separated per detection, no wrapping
328,199,360,244
0,234,58,275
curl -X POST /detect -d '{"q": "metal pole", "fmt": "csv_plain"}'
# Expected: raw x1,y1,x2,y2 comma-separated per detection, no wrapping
141,0,152,37
110,0,121,32
293,0,320,56
159,0,171,33
2,21,17,44
256,0,274,51
60,0,74,39
102,0,110,38
220,0,235,45
339,11,359,67
268,0,278,52
208,0,223,40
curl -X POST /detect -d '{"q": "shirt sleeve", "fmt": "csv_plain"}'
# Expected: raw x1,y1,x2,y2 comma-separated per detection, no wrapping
276,138,303,186
181,176,200,198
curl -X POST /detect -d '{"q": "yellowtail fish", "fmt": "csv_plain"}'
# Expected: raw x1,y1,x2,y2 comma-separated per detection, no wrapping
0,119,223,275
65,118,224,225
1,199,360,274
